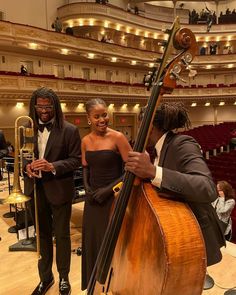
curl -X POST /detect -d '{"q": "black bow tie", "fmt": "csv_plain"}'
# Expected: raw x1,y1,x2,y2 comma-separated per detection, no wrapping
38,122,53,132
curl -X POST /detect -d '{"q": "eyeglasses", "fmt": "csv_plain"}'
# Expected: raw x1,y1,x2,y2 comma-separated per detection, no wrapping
35,105,54,111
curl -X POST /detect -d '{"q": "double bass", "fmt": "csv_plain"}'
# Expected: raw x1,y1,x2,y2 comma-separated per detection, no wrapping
88,18,206,295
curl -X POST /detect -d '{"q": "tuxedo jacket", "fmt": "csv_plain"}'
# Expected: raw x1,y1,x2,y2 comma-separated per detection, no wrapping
24,121,81,205
157,131,225,266
0,130,8,159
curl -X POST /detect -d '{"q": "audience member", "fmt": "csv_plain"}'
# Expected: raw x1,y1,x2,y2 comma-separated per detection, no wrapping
20,65,28,75
65,27,73,36
81,98,132,290
134,6,139,15
210,43,217,55
127,2,131,12
24,87,81,295
52,17,62,33
6,141,14,157
212,181,236,241
200,46,206,55
0,130,8,181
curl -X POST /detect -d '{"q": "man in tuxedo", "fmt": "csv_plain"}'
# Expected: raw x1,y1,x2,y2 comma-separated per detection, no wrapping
125,102,225,271
0,130,8,181
24,87,81,295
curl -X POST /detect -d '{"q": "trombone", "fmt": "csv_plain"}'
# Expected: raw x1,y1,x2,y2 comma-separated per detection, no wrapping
4,116,41,259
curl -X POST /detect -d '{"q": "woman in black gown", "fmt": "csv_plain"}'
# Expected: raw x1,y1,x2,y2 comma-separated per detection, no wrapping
81,98,132,290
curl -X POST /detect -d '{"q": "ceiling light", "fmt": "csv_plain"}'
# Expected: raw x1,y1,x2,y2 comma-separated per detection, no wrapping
29,43,37,50
111,57,117,62
89,19,94,26
88,53,95,59
121,104,127,108
131,60,136,65
104,21,109,28
234,101,236,105
126,27,130,33
191,102,197,107
16,102,24,108
61,48,69,55
205,102,210,106
61,103,66,108
116,24,121,30
134,104,140,108
219,101,225,106
108,103,114,108
77,103,84,108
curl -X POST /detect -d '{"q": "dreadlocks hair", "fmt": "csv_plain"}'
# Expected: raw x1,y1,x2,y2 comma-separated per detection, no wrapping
85,98,107,114
153,102,191,132
29,87,64,130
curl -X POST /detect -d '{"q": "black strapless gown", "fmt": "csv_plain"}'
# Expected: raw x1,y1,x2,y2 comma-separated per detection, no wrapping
81,150,123,290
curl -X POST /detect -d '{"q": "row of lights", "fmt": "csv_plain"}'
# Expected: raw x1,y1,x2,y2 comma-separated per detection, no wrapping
67,19,163,39
87,52,155,67
191,101,236,107
67,18,236,43
15,102,140,109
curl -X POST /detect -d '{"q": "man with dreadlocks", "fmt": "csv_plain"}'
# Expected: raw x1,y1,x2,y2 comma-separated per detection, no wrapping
24,87,81,295
125,102,225,287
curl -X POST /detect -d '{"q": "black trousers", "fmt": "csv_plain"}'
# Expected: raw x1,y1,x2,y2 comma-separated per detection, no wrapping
31,183,72,281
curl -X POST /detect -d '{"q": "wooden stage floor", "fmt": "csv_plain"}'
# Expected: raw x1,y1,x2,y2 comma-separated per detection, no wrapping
0,173,236,295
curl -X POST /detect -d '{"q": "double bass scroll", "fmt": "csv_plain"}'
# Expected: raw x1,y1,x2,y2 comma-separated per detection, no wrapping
88,17,205,295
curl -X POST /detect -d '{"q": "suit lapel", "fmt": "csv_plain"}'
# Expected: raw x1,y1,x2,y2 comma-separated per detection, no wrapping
44,127,59,159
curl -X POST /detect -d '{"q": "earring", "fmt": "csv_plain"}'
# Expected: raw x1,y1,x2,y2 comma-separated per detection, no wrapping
88,120,91,125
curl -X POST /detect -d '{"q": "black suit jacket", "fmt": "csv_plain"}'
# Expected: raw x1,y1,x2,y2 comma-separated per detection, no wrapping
157,131,225,266
0,130,8,159
24,121,81,205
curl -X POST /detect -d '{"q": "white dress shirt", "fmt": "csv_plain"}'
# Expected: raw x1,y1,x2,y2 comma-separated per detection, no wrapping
151,132,168,188
37,120,53,177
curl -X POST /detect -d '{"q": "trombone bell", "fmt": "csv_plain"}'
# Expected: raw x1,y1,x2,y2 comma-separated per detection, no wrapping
4,191,31,204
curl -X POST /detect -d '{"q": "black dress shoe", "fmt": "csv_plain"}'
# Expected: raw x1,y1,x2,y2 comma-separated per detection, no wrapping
31,277,54,295
59,278,71,295
203,274,214,290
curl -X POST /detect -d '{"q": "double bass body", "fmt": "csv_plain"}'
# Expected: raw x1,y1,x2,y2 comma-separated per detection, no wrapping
93,183,206,295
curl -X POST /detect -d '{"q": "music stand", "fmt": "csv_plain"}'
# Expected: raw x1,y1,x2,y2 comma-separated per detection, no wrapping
9,201,36,252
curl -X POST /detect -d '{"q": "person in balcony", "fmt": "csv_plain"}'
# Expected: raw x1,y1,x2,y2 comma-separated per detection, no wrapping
212,180,236,241
52,17,62,33
20,65,28,75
